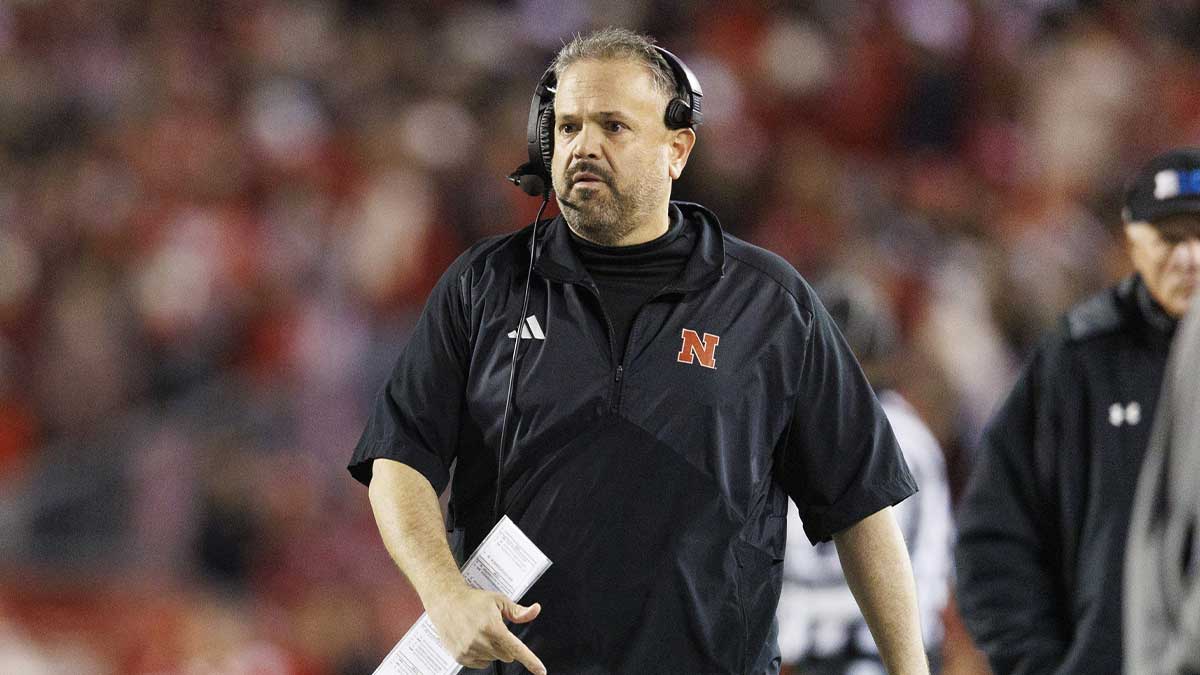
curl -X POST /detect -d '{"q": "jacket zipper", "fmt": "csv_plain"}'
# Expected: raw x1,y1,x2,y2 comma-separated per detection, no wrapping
612,365,624,412
585,282,681,415
611,286,681,414
580,282,624,413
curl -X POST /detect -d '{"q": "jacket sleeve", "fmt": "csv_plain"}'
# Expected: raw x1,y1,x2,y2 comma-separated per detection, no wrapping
774,286,917,544
955,342,1070,675
346,252,474,492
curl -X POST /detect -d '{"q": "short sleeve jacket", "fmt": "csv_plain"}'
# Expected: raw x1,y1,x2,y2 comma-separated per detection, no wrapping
349,201,916,674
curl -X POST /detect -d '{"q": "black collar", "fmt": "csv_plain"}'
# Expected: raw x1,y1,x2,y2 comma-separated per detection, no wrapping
533,201,726,292
1134,275,1179,337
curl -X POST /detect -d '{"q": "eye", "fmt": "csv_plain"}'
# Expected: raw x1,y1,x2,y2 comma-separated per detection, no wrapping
1158,229,1192,246
558,123,577,135
605,121,626,133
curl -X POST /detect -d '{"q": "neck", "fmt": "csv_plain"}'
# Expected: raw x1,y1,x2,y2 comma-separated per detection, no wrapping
614,206,671,246
1134,275,1180,332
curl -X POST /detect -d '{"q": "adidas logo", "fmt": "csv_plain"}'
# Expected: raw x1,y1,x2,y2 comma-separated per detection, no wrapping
507,315,546,340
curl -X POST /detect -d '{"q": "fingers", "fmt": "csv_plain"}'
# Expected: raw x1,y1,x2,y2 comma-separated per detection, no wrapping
501,601,541,624
494,629,547,675
445,594,546,672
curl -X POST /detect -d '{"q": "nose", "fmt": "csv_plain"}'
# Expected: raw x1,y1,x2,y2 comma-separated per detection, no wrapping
570,123,601,160
1175,238,1200,270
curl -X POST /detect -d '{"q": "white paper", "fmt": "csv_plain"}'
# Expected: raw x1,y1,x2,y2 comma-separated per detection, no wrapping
374,516,552,675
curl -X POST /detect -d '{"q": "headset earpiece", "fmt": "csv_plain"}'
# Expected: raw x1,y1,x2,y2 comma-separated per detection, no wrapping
655,46,703,129
665,98,692,129
508,68,556,197
538,105,555,177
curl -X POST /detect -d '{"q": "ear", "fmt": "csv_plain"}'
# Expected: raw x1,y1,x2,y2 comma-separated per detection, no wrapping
1123,221,1146,253
667,128,696,181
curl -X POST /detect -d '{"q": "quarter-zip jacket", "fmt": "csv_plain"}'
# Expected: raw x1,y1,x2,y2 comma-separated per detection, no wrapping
955,275,1176,675
350,201,916,674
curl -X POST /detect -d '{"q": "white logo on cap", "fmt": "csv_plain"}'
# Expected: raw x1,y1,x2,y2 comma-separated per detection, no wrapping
1154,170,1180,200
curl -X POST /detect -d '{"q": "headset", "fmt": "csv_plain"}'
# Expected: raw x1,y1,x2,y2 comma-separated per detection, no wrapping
494,47,704,525
508,46,704,197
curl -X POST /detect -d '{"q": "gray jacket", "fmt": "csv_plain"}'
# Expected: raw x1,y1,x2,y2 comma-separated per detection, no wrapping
1125,292,1200,675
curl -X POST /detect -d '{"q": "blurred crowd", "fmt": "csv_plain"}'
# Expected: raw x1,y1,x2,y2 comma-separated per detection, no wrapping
2,0,1199,673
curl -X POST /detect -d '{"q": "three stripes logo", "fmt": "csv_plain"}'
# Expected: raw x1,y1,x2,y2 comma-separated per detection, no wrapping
507,315,546,341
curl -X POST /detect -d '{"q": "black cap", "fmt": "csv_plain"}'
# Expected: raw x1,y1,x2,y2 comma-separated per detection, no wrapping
1123,148,1200,223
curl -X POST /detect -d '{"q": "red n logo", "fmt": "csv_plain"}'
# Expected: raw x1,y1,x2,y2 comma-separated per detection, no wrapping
677,329,720,369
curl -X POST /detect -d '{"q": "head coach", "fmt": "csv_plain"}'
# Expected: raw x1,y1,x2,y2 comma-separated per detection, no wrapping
348,28,926,675
955,148,1200,675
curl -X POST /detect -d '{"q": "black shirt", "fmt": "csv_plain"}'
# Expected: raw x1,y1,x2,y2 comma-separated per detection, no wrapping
568,206,693,364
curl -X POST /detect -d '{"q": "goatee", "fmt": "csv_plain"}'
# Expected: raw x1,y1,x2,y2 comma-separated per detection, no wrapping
559,194,636,246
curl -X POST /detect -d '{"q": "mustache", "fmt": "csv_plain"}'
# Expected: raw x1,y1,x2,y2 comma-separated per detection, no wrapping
567,162,613,186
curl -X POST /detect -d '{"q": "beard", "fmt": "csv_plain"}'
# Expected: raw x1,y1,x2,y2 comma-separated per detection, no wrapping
554,161,662,246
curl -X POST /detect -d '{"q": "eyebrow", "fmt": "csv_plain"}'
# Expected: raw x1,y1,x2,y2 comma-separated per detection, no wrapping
555,111,629,122
1159,223,1200,239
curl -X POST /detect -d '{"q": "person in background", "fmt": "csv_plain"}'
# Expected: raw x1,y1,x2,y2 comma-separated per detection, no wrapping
777,274,954,675
956,148,1200,674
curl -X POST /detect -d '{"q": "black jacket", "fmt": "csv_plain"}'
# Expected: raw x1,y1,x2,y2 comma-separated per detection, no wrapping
955,275,1176,675
350,202,915,674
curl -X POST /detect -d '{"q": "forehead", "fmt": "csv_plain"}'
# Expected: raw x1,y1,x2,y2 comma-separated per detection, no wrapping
554,58,666,118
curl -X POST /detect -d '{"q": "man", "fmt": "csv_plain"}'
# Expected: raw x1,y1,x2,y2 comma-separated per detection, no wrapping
955,148,1200,675
777,275,953,675
1125,289,1200,675
350,28,927,675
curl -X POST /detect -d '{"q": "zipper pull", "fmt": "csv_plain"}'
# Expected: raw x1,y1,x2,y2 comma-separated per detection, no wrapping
610,365,625,413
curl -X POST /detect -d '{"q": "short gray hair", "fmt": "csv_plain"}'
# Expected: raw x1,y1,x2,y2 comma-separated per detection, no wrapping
550,27,681,103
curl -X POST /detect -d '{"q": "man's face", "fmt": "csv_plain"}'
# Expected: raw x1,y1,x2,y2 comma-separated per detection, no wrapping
1126,214,1200,317
550,58,688,245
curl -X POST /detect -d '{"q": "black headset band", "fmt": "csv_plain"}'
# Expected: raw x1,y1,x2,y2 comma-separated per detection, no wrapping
654,46,704,127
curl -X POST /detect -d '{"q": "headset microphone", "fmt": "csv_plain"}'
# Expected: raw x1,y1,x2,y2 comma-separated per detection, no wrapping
507,162,549,197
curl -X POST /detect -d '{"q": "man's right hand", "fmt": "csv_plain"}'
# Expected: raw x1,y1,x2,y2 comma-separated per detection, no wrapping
367,462,545,673
425,585,546,675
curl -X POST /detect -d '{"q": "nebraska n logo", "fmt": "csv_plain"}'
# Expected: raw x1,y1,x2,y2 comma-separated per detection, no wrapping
507,315,546,340
677,328,720,369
